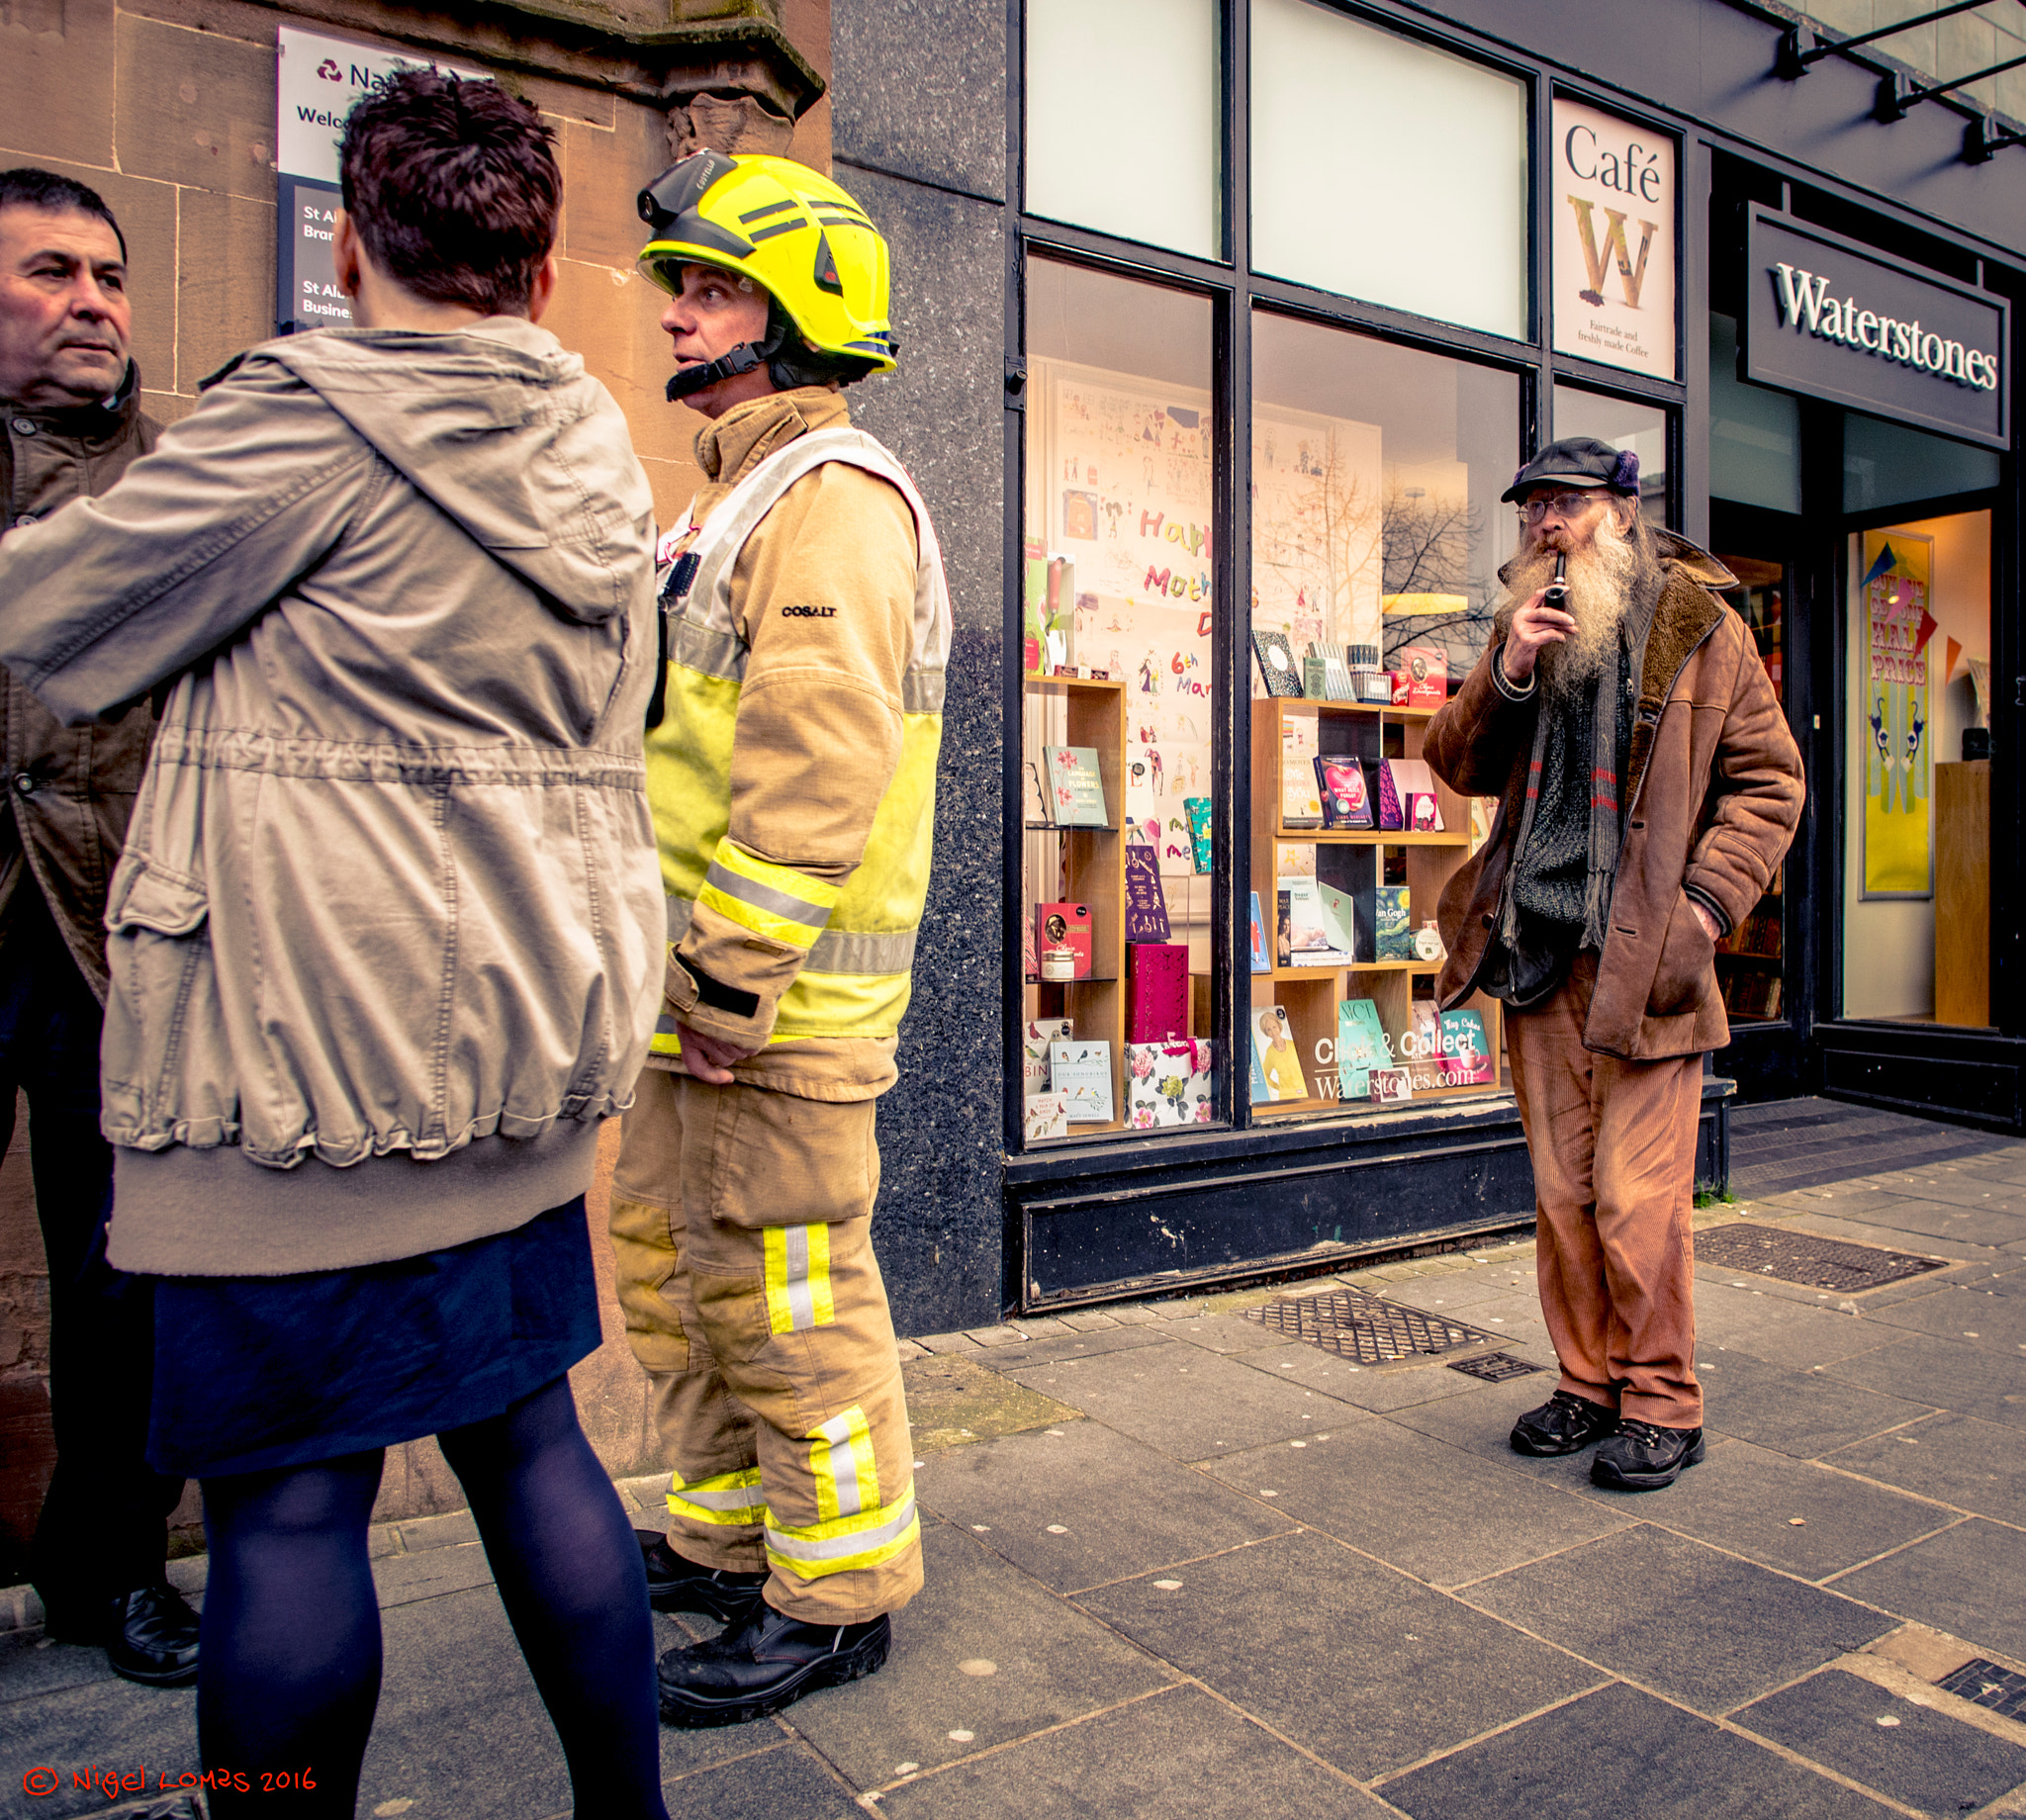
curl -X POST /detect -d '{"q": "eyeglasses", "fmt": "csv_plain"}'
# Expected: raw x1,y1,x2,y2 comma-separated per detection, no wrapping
1519,490,1606,525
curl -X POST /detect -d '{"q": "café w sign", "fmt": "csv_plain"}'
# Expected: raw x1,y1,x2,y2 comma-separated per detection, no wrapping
1744,207,2008,451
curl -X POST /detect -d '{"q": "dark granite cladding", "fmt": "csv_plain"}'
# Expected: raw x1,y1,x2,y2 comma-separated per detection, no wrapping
829,96,1010,1330
830,0,1008,203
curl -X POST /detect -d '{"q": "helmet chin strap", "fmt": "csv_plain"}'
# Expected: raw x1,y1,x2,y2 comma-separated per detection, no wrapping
664,315,788,403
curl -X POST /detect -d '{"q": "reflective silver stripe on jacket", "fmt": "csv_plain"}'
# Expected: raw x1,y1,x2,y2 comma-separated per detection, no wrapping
666,894,918,975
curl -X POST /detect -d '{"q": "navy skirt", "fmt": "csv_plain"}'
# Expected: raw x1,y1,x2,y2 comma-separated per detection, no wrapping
147,1197,602,1480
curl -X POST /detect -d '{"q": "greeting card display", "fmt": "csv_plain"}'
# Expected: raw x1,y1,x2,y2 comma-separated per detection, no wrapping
1127,943,1189,1042
1044,747,1108,826
1250,1006,1307,1102
1050,1041,1115,1123
1123,844,1171,942
1126,1039,1215,1128
1035,902,1094,979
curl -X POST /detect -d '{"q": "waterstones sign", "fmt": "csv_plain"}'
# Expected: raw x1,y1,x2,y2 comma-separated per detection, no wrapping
1744,208,2008,452
1551,97,1677,381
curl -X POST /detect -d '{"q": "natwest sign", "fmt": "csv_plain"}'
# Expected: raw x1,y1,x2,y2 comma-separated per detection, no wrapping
1744,208,2008,451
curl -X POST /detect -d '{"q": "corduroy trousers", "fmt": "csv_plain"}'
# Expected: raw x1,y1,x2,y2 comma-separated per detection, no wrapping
1504,953,1705,1428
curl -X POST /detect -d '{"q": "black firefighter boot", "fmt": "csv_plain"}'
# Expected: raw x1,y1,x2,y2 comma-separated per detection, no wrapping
657,1600,892,1727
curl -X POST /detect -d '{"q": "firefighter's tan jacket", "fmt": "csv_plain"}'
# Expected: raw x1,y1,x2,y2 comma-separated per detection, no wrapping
645,387,950,1100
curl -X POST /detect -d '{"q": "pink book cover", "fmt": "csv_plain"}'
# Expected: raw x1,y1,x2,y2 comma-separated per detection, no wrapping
1375,759,1404,830
1127,943,1189,1042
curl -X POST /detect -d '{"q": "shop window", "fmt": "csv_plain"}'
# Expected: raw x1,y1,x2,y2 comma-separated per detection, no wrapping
1250,0,1527,341
1843,411,2000,512
1843,510,1991,1028
1552,384,1671,526
1710,554,1790,1023
1025,0,1221,259
1021,259,1218,1140
1246,309,1519,1118
1709,314,1801,515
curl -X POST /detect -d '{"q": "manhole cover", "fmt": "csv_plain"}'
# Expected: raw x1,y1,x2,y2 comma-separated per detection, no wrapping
1696,1222,1945,1293
1243,1289,1498,1366
1447,1350,1545,1383
1937,1657,2026,1722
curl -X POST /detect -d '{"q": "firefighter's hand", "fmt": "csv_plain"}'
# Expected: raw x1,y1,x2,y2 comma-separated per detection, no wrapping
670,1021,757,1085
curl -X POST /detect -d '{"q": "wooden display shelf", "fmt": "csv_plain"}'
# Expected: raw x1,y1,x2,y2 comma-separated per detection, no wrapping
1270,827,1468,846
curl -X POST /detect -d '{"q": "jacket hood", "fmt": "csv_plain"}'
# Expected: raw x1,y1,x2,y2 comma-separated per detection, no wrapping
1494,527,1738,595
251,320,650,626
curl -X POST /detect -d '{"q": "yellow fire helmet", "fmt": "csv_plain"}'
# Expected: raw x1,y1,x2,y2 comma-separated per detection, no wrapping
636,149,898,402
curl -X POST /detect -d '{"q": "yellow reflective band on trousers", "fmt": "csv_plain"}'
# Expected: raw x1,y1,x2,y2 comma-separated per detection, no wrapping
667,1466,766,1527
765,1407,920,1582
763,1224,835,1334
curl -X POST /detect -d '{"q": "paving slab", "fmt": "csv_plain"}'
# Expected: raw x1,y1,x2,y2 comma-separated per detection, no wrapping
1865,1279,2026,1353
954,1323,1169,1373
650,1741,859,1820
0,1659,197,1820
1824,1411,2026,1522
368,1540,499,1608
1363,1271,1528,1313
899,1352,1080,1453
1829,1518,2026,1665
1691,1287,1910,1373
1249,1342,1513,1414
1572,1437,1955,1582
1073,1529,1605,1781
1463,1524,1898,1714
1156,1312,1302,1354
912,1418,1295,1593
1699,1350,1934,1458
1377,1679,1898,1820
1733,1666,2026,1817
874,1684,1389,1817
1860,1172,2026,1216
1821,1331,2026,1429
1807,1197,2026,1249
1202,1418,1630,1589
776,1517,1176,1790
1004,1339,1366,1460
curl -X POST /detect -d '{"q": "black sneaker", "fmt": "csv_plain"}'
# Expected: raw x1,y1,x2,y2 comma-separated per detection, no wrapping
657,1602,891,1728
1590,1419,1705,1491
104,1584,201,1687
1510,1390,1618,1457
637,1531,766,1623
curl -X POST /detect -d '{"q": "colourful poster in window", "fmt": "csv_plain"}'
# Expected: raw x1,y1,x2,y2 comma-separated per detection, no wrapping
1859,530,1934,899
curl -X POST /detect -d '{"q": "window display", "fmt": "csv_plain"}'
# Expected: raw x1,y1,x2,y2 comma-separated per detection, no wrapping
1022,260,1218,1140
1247,311,1520,1120
1552,384,1671,526
1712,553,1789,1023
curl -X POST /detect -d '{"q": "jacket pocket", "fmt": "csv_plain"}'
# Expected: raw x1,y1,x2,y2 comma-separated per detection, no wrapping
100,856,236,1146
1647,888,1715,1019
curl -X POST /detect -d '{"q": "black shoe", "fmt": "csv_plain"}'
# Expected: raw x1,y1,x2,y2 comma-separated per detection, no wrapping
1510,1390,1618,1457
657,1602,891,1728
637,1531,767,1623
104,1584,201,1687
1590,1419,1705,1491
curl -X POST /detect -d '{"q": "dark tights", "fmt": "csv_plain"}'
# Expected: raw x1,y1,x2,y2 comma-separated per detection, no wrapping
198,1377,669,1818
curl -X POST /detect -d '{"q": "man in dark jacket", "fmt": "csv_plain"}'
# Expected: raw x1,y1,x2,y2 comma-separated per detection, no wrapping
0,168,193,1683
1427,437,1803,1492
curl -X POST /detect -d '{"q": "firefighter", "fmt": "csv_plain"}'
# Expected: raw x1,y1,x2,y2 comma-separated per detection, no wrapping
609,149,950,1728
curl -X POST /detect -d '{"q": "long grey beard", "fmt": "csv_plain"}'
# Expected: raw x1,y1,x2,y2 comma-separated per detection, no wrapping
1504,521,1637,702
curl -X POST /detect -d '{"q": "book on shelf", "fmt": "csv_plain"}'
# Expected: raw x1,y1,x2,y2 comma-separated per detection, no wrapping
1315,756,1373,829
1249,1038,1272,1105
1438,1008,1495,1085
1126,1039,1214,1128
1127,943,1189,1042
1382,758,1443,832
1278,874,1347,965
1184,796,1213,873
1022,760,1050,825
1408,997,1440,1063
1022,542,1046,676
1281,754,1323,828
1050,1040,1115,1123
1123,844,1171,942
1044,746,1108,826
1251,629,1304,697
1248,891,1272,973
1035,901,1094,979
1022,1017,1072,1093
1251,1006,1308,1101
1368,1063,1415,1105
1336,998,1392,1100
1374,885,1415,959
1043,555,1075,672
1316,881,1358,957
1023,1090,1069,1141
1374,755,1404,829
1399,643,1447,708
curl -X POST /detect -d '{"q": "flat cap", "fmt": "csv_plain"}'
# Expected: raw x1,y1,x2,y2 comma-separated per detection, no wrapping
1502,435,1640,503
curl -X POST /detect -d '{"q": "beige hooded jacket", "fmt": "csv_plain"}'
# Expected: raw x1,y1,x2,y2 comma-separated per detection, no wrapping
0,320,664,1275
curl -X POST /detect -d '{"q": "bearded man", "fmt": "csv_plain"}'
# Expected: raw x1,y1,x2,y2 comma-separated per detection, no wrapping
1426,437,1803,1491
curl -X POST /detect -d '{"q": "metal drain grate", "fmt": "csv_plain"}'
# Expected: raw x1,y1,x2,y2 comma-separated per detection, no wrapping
1243,1289,1498,1366
1696,1222,1946,1294
1447,1350,1545,1383
1937,1658,2026,1722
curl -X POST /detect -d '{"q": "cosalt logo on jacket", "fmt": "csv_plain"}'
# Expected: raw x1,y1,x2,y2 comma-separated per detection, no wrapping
1772,263,2000,392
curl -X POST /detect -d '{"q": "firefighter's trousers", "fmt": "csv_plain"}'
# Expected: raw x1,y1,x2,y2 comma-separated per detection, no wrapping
608,1065,923,1623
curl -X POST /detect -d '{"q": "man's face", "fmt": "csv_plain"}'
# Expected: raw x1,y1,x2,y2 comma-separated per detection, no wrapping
660,261,774,418
1519,485,1614,558
0,208,132,409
